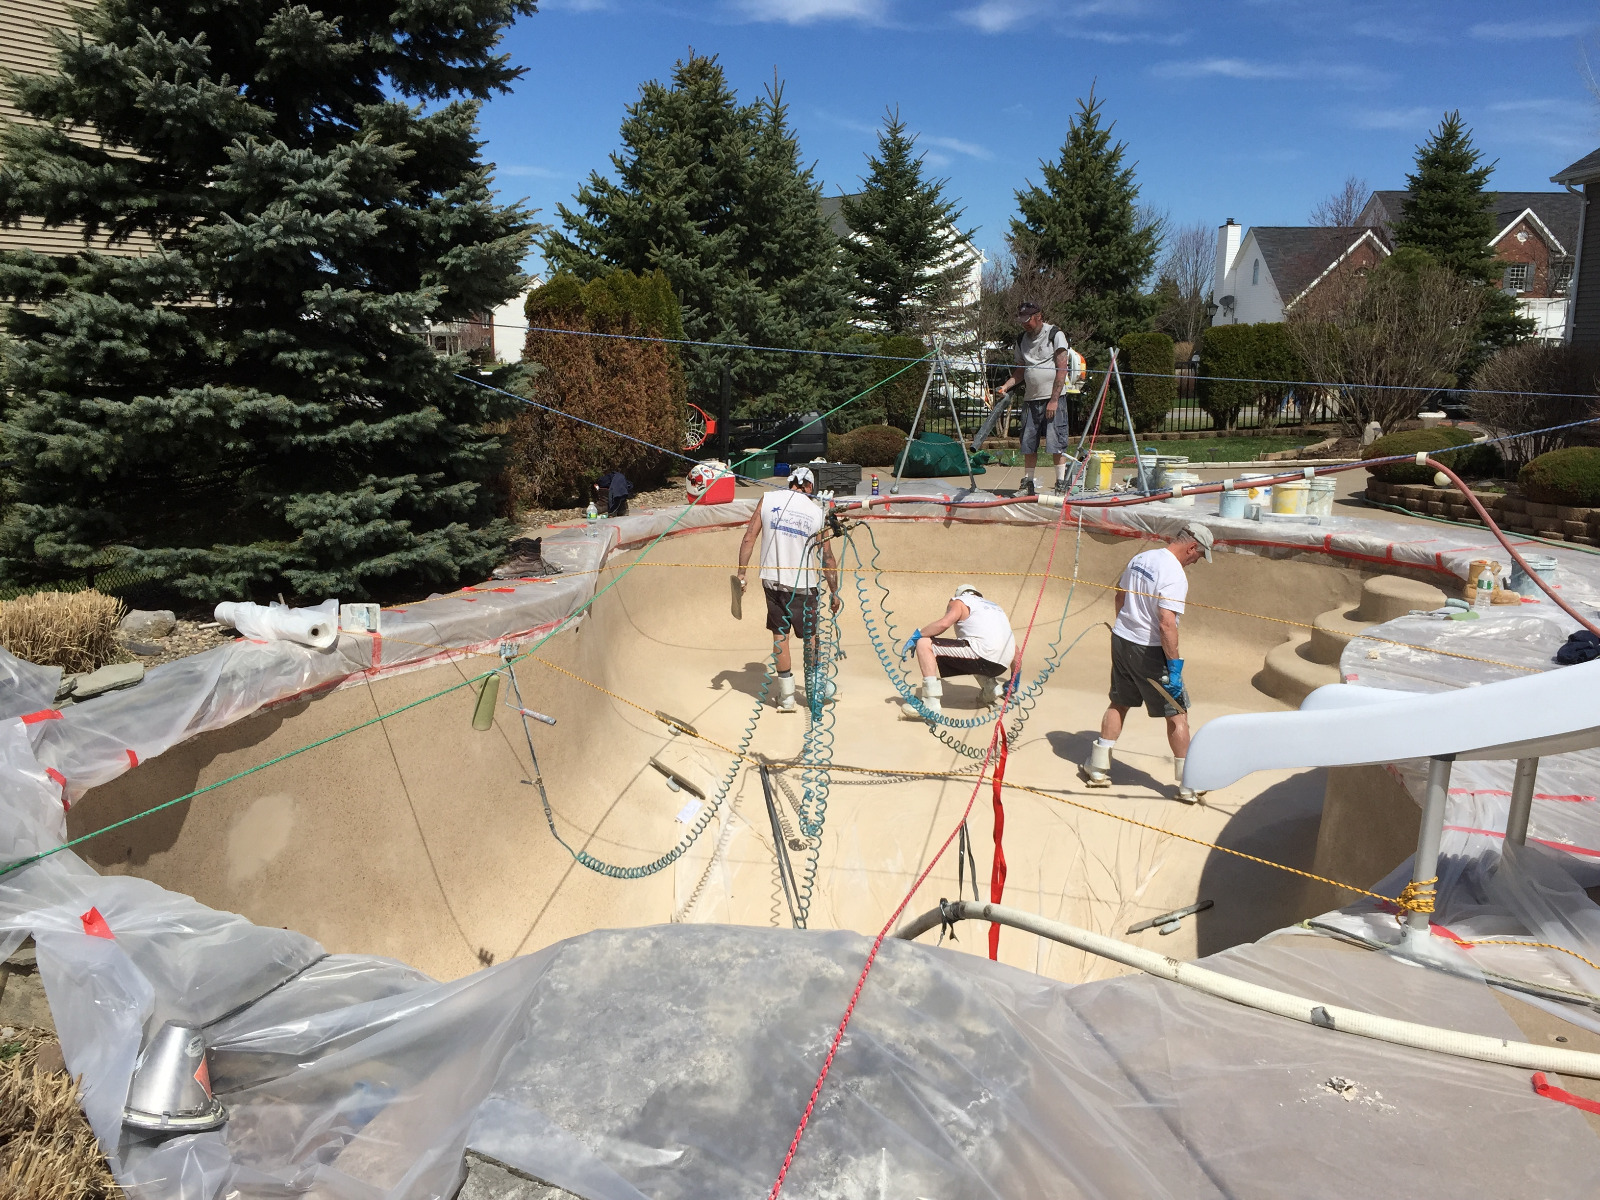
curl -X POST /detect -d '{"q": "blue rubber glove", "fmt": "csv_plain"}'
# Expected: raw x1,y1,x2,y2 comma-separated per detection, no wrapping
902,629,923,660
1164,658,1185,698
1004,674,1020,700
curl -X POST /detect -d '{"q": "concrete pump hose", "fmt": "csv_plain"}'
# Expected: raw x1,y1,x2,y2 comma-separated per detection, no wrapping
894,900,1600,1081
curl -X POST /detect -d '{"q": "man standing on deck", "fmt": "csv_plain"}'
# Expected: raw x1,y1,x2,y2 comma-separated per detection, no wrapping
988,302,1077,497
899,584,1022,721
736,467,843,713
1080,524,1215,803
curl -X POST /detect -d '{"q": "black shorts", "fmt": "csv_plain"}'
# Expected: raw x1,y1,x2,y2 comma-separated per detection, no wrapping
930,637,1007,679
1109,633,1182,717
764,584,819,638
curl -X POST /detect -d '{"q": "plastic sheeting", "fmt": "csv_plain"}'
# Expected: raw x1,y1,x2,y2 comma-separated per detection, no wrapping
0,645,61,721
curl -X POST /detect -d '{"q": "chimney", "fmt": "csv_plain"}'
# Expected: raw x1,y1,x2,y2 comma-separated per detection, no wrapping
1213,221,1244,322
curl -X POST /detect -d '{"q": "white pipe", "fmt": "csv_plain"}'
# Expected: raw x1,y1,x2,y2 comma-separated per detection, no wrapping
895,900,1600,1080
1407,755,1452,934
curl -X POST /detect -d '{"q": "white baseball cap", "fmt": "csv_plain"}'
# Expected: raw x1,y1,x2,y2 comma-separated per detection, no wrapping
954,583,983,598
789,466,815,488
1180,522,1215,562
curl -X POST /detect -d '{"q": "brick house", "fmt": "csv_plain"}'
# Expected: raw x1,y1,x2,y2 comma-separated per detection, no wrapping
1551,149,1600,351
1209,220,1389,325
1358,190,1580,339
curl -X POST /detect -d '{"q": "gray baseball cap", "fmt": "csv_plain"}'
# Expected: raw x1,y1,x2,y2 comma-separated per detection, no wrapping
1181,522,1215,562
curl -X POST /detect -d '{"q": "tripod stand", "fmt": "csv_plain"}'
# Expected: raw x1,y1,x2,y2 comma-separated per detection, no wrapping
1059,349,1156,495
890,338,977,495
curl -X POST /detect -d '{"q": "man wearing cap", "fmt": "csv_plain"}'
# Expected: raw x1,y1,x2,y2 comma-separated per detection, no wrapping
989,303,1073,497
736,466,843,713
1081,523,1216,802
898,584,1021,721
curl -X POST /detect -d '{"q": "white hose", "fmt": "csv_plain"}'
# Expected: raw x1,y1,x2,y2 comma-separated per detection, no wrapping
895,901,1600,1080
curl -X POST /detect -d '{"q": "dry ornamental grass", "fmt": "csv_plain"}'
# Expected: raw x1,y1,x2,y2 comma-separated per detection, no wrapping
0,1027,120,1199
0,592,124,674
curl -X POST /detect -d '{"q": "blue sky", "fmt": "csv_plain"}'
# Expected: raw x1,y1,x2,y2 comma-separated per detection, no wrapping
480,0,1600,273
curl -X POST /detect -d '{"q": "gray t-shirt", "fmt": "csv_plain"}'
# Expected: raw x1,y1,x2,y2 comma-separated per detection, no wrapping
1017,324,1070,401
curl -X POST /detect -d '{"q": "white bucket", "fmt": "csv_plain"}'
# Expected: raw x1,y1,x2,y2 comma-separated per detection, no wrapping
1153,456,1191,489
1306,478,1336,517
1218,488,1249,519
1163,470,1201,505
1271,481,1310,515
1509,553,1559,596
1239,473,1274,507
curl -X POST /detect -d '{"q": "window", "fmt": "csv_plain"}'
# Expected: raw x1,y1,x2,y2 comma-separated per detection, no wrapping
1251,258,1260,285
1552,258,1573,296
1503,262,1529,293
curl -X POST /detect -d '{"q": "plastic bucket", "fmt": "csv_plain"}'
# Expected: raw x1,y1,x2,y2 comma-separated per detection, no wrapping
1271,481,1310,515
1164,470,1201,505
1154,457,1191,489
1509,553,1559,596
1218,488,1249,519
1239,473,1273,506
1091,450,1116,491
1306,478,1336,517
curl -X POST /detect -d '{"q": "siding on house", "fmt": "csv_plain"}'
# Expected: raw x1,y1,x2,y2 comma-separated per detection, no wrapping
1573,184,1600,352
0,0,150,258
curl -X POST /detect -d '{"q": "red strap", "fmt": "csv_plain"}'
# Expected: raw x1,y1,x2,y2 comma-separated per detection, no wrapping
81,907,113,939
988,726,1009,961
44,767,68,811
20,709,62,724
370,632,382,670
125,748,139,768
1532,1072,1600,1115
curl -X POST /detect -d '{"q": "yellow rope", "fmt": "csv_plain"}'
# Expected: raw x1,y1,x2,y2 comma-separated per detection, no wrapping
1396,875,1437,918
1442,937,1600,974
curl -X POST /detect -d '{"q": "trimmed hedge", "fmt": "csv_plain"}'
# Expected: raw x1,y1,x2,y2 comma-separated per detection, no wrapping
1119,332,1176,432
835,425,909,467
1519,447,1600,507
1197,324,1255,430
1363,427,1501,484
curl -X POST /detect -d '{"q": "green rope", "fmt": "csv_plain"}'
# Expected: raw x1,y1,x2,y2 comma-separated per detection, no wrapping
1,358,931,881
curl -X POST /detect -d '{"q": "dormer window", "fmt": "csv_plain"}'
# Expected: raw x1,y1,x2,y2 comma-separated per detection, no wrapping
1252,259,1260,286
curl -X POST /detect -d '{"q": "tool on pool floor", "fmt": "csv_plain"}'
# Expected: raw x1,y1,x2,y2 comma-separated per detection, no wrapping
1126,899,1214,936
730,574,743,620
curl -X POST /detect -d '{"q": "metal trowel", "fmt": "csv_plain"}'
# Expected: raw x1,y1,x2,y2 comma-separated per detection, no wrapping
730,575,744,620
1145,676,1188,714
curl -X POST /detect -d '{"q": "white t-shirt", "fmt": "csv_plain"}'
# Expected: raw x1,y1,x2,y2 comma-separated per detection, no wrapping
955,595,1017,669
1017,323,1071,401
1112,547,1188,648
759,489,826,590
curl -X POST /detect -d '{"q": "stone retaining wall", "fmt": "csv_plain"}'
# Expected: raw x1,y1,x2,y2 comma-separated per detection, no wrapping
1364,477,1600,545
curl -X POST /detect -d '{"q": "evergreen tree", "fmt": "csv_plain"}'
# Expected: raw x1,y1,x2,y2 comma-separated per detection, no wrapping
0,0,535,602
839,109,977,336
546,55,853,417
1009,88,1159,355
1393,111,1532,364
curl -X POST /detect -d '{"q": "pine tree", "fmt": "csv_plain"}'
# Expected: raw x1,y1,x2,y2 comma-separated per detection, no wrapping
1393,111,1532,365
0,0,535,602
545,55,853,417
1009,89,1159,355
839,109,978,336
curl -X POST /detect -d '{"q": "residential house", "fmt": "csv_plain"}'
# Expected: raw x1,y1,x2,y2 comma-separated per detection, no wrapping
422,281,537,363
1359,190,1580,339
1209,219,1389,326
0,0,150,258
1551,150,1600,351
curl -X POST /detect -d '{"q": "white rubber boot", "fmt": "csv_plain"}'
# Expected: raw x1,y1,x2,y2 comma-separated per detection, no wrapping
977,676,1002,707
1078,738,1113,788
1175,756,1202,804
776,673,797,713
901,677,942,721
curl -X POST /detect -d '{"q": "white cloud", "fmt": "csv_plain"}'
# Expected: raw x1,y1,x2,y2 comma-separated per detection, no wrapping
731,0,889,24
1150,57,1380,86
955,0,1041,33
1469,20,1590,41
923,135,993,160
1346,105,1436,131
540,0,610,9
498,165,568,179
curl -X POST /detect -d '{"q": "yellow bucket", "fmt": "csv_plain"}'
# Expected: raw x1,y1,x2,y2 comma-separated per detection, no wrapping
1091,450,1116,491
1270,481,1309,515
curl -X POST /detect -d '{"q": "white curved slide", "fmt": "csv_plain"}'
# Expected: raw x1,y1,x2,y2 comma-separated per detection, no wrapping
1184,657,1600,793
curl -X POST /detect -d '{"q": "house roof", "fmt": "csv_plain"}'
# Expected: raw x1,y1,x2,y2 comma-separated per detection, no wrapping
1249,226,1385,303
1360,189,1581,254
1552,148,1600,186
818,194,858,240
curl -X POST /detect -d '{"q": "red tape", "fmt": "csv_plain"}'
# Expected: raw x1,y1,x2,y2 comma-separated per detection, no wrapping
988,726,1009,961
80,907,113,940
1532,1071,1600,1115
19,709,62,724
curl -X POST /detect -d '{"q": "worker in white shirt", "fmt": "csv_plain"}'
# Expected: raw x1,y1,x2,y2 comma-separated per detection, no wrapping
899,584,1021,720
736,466,842,712
1080,524,1215,802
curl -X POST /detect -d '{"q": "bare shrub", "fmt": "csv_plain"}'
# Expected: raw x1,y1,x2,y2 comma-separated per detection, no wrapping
1153,222,1213,345
1470,341,1600,467
1310,175,1371,227
1288,254,1487,434
0,1024,121,1198
0,590,124,672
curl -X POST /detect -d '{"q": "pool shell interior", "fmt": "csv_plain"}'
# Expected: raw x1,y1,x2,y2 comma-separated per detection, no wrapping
71,517,1443,983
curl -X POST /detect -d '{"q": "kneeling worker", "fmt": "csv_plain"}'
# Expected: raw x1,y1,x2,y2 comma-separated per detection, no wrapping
900,584,1021,720
736,466,842,712
1081,523,1215,802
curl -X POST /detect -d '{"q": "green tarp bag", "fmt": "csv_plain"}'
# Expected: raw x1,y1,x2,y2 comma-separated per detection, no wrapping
894,432,989,478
